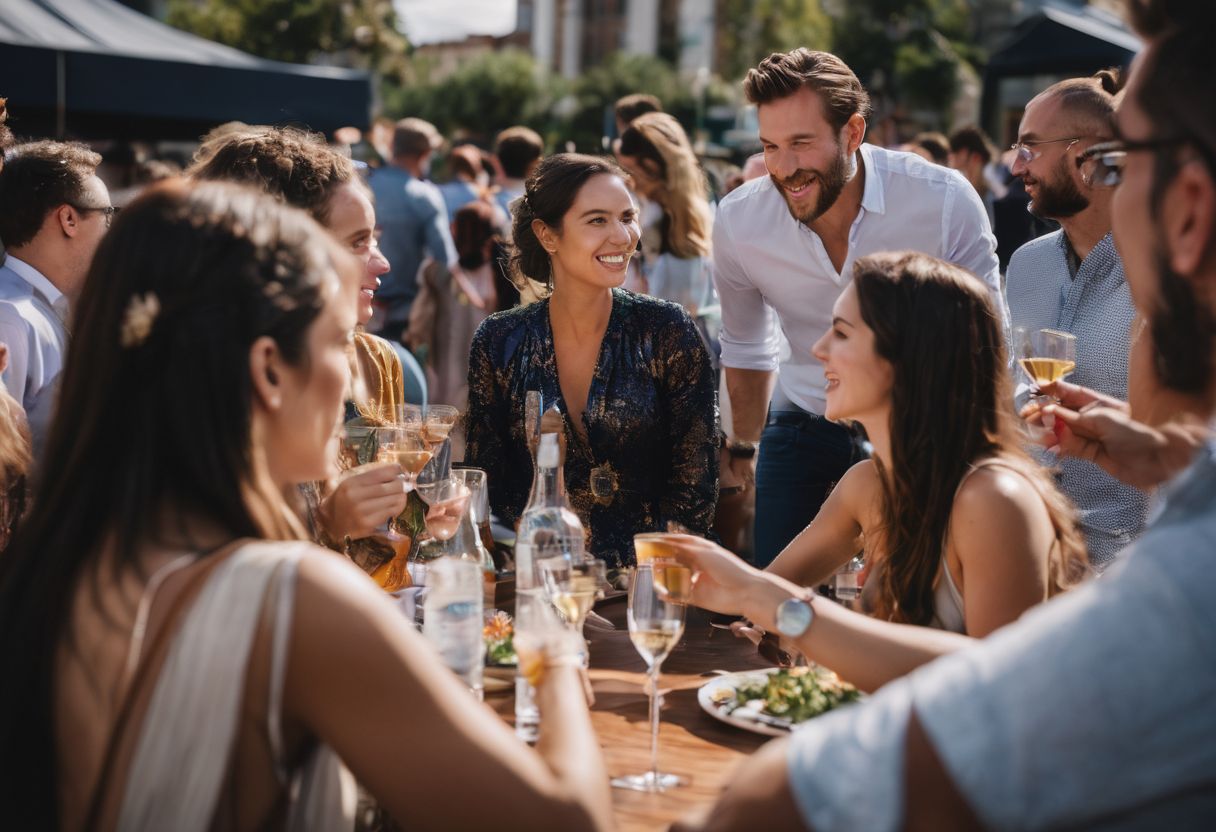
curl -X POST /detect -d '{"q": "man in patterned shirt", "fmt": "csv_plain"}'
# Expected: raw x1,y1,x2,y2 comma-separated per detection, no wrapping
1006,70,1149,568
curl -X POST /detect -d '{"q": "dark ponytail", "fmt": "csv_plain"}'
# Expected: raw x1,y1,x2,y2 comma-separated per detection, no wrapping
508,152,624,292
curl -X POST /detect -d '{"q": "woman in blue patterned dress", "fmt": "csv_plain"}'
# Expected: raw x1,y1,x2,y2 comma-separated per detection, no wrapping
464,154,718,566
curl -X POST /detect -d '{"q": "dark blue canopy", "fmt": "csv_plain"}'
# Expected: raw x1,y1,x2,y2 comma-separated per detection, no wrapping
0,0,372,140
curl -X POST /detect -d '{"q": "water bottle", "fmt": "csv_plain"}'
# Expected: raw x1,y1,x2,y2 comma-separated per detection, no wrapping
423,558,485,699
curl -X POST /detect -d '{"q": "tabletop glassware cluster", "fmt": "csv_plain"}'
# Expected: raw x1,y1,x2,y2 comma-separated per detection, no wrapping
351,397,698,793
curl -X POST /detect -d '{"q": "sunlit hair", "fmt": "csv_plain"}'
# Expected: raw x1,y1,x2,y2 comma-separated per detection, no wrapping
618,112,712,259
744,48,871,131
0,180,339,827
509,153,625,293
853,252,1089,626
188,125,358,224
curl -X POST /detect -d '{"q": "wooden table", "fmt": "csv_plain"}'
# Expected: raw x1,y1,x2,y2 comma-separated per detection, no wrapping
488,600,776,831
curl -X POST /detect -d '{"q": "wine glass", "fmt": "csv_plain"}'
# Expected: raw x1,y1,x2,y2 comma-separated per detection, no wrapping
416,476,471,542
421,404,460,450
538,557,606,637
612,564,687,793
1016,327,1077,443
1016,327,1077,392
375,428,431,493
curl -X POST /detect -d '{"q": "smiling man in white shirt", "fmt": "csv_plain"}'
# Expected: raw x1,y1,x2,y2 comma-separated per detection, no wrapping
714,48,1006,566
0,141,110,456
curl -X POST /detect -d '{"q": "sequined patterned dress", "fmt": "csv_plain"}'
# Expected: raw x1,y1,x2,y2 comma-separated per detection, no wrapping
464,289,718,566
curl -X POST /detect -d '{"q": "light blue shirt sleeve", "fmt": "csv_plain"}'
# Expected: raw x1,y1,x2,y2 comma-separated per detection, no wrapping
786,475,1216,831
0,309,33,408
422,185,457,268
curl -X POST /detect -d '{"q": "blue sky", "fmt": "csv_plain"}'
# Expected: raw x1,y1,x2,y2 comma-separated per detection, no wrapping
396,0,519,45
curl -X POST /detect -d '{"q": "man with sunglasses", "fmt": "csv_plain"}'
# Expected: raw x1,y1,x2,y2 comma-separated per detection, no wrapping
0,140,112,457
1005,69,1149,569
674,1,1216,828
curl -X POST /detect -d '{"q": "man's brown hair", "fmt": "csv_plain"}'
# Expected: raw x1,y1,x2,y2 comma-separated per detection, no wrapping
1041,68,1124,138
494,126,544,180
392,117,443,160
948,126,996,164
614,93,662,126
743,48,872,131
0,141,102,249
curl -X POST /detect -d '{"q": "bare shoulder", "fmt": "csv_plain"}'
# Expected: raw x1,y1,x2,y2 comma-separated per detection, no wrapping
950,463,1052,542
836,458,881,502
292,545,407,635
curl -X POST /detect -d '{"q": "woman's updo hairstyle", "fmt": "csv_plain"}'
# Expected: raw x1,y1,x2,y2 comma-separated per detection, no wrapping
509,152,625,292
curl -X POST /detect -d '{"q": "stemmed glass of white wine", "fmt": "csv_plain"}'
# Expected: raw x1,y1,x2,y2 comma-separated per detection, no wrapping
1017,327,1077,390
1016,327,1076,442
538,557,606,640
611,563,687,793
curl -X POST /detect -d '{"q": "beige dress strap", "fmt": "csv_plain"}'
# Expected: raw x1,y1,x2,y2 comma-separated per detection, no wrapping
115,541,355,832
932,457,1023,634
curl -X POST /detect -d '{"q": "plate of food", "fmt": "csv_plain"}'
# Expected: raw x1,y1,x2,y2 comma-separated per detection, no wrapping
698,667,862,737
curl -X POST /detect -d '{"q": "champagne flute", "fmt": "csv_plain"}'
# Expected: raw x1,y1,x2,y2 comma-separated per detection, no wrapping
539,557,606,636
612,564,687,793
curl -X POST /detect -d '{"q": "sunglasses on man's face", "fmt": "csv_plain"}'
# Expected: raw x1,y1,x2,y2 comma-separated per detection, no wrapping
69,203,120,227
1076,135,1195,188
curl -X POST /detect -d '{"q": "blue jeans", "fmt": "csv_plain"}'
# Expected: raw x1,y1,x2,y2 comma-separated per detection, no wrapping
753,411,864,568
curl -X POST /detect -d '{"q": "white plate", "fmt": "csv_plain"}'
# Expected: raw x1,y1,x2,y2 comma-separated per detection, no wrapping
697,668,861,737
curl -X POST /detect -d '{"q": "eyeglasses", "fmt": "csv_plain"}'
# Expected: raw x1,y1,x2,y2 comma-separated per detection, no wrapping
1076,136,1192,188
1009,136,1087,165
70,204,120,227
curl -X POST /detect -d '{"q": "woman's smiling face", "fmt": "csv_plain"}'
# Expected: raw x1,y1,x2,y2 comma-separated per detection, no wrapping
538,173,641,291
811,282,894,424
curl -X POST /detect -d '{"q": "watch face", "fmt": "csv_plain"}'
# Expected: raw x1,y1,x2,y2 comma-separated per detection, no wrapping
776,597,813,638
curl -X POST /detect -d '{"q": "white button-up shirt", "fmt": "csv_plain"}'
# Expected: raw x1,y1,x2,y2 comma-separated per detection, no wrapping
713,143,1006,415
0,254,69,453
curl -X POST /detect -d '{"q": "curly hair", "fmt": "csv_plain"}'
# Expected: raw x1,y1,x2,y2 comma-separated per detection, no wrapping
187,125,357,223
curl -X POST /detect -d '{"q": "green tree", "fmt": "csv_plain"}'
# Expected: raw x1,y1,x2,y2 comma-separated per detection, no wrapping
382,49,557,145
717,0,833,81
166,0,410,79
829,0,975,127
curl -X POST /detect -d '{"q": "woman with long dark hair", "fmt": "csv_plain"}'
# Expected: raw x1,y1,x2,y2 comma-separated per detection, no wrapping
464,153,718,566
666,251,1088,685
0,181,610,830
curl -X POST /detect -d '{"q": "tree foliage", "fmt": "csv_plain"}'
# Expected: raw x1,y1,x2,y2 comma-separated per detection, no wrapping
166,0,409,78
829,0,975,127
382,50,556,144
717,0,833,81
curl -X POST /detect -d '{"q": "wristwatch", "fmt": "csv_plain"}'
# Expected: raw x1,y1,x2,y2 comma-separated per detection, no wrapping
774,591,815,638
725,438,758,459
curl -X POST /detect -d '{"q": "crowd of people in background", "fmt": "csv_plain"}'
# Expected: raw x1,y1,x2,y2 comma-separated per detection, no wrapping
0,0,1213,827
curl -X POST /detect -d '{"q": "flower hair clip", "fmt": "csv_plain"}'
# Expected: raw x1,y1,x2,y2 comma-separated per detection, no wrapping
120,292,161,348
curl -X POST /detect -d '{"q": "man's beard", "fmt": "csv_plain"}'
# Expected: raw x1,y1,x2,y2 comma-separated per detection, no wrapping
1149,245,1215,396
1027,155,1089,220
772,145,850,224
